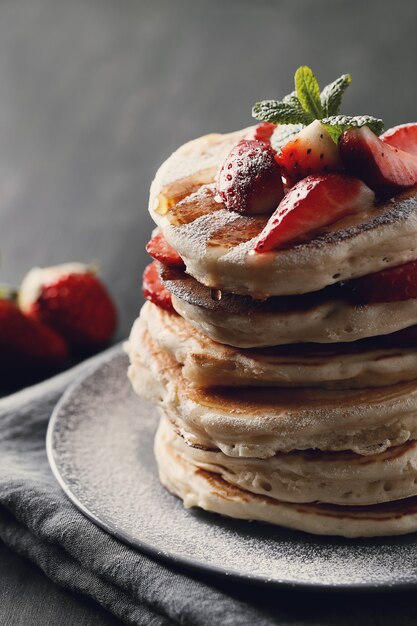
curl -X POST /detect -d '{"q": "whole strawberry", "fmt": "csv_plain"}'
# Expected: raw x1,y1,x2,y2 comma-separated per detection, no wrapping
19,263,117,352
217,139,284,214
0,298,68,374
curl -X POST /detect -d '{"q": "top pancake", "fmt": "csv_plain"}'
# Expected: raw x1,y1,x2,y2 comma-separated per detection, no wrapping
149,127,417,296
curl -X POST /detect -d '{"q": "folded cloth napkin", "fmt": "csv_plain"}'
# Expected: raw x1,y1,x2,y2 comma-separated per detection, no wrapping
0,344,416,626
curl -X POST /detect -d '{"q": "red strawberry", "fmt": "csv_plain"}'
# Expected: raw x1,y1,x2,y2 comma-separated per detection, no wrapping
339,126,417,197
347,260,417,304
276,120,343,184
216,139,284,214
145,232,185,268
381,123,417,156
0,299,68,374
254,174,375,252
19,263,117,352
142,262,174,312
246,122,276,143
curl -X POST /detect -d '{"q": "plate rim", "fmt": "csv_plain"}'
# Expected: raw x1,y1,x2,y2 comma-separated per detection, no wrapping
46,350,417,593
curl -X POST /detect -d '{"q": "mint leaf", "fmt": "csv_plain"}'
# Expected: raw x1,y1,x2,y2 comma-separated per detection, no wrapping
320,74,352,116
321,115,385,144
321,123,348,144
252,100,310,124
282,91,314,122
270,123,304,151
295,66,323,119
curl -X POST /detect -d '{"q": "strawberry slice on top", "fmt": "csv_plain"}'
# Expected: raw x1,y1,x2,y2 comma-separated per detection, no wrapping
254,173,375,252
380,123,417,156
146,231,185,268
339,126,417,197
276,120,343,184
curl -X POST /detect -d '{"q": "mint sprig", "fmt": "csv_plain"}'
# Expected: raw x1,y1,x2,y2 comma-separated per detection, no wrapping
252,67,384,148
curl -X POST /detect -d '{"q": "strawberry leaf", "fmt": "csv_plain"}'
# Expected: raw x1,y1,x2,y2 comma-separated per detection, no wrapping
322,115,384,144
295,66,323,119
320,74,352,116
270,123,305,151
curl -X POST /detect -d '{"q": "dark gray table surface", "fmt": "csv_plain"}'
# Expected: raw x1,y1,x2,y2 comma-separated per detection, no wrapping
2,0,417,623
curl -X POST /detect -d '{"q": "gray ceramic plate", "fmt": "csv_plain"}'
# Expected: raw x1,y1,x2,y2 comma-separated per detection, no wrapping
47,350,417,591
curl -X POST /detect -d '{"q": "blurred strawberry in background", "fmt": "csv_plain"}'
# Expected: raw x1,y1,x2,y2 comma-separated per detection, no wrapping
0,296,68,374
0,262,117,390
19,263,117,354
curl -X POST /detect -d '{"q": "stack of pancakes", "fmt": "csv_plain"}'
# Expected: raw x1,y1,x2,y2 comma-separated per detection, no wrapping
126,128,417,537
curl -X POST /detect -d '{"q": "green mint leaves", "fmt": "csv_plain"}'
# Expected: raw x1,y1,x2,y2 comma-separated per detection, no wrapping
252,67,384,147
320,74,351,117
270,124,304,153
321,115,385,143
295,66,323,120
252,98,310,125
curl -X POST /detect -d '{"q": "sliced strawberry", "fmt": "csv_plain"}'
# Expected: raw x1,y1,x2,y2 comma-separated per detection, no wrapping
216,139,284,215
146,232,185,268
142,262,174,312
381,123,417,156
246,122,276,143
254,174,375,252
347,260,417,303
0,299,68,374
275,120,343,184
339,126,417,197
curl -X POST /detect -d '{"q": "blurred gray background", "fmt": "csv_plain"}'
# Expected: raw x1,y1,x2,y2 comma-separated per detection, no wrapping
2,0,417,623
1,0,417,339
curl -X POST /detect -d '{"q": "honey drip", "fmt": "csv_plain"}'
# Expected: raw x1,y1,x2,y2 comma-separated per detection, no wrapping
211,289,222,301
154,167,218,217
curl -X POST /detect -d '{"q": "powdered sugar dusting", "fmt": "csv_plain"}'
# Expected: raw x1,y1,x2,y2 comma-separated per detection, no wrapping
150,125,417,296
48,351,417,588
167,208,241,262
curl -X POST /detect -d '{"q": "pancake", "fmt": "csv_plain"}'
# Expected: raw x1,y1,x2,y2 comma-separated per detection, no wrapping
127,331,417,458
155,418,417,537
149,127,417,297
159,415,417,506
133,302,417,389
161,265,417,347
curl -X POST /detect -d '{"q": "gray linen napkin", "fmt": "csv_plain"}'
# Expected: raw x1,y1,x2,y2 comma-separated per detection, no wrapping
1,344,417,626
